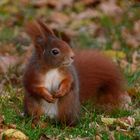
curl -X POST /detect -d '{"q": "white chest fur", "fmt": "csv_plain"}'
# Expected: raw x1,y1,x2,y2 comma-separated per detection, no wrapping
43,69,63,118
44,69,62,93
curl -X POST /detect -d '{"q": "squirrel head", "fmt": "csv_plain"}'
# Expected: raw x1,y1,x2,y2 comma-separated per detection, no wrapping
25,19,74,68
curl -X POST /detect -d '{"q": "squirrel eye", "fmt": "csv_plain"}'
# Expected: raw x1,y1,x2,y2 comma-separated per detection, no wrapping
51,48,60,56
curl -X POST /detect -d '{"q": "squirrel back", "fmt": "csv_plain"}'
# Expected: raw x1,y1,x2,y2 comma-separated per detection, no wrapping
74,50,131,110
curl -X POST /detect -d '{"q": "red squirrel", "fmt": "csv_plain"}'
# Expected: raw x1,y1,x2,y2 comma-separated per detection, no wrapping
23,20,131,126
23,20,80,126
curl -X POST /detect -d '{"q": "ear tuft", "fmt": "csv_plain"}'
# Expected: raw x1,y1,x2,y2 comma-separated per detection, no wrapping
37,19,55,37
25,20,46,54
25,20,43,41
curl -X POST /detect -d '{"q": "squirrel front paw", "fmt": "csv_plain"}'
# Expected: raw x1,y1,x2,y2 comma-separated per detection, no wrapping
53,90,66,98
45,94,56,103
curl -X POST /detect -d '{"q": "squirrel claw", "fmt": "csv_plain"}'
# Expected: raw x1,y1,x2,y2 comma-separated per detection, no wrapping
46,96,56,103
54,91,65,98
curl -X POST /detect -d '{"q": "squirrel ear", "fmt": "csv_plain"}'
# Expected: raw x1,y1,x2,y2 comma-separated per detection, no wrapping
37,19,55,37
25,20,45,53
25,20,44,42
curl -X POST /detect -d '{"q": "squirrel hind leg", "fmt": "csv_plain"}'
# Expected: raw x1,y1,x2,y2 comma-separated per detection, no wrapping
58,90,80,126
24,96,46,127
24,96,44,118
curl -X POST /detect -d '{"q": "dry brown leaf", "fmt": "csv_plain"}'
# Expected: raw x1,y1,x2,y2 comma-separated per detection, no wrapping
109,132,115,140
33,0,73,9
0,115,4,125
101,117,116,125
46,0,59,9
95,135,102,140
120,60,129,69
126,37,139,48
121,28,140,48
116,126,134,136
128,87,138,96
116,117,135,129
56,0,74,10
0,43,17,55
7,124,17,129
112,41,121,50
131,51,140,71
20,0,30,6
81,0,100,7
133,20,140,47
32,0,48,8
1,129,29,140
99,0,123,16
39,134,51,140
49,12,70,26
73,9,101,20
0,55,19,73
101,116,135,129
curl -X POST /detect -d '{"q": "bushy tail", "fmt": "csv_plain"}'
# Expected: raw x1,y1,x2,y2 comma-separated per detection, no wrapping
74,50,131,110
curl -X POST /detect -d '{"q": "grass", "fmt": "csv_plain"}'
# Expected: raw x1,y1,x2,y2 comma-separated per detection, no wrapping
0,68,140,140
0,1,140,140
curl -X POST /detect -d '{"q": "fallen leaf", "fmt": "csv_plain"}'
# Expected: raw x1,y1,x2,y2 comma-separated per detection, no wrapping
32,0,48,8
49,12,70,26
81,0,100,7
0,55,19,73
1,129,29,140
128,87,138,96
39,134,51,140
131,51,140,71
73,9,101,20
95,135,102,140
0,115,4,124
99,0,123,16
0,43,17,55
116,116,135,129
46,0,59,9
7,124,17,129
103,50,126,59
20,0,30,6
101,116,135,129
0,0,10,6
121,28,140,48
101,117,116,125
120,59,129,69
112,41,121,50
109,132,115,140
56,0,74,10
116,127,134,137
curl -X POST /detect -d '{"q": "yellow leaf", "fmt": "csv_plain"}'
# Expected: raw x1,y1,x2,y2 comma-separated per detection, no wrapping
1,129,28,140
103,50,126,59
101,117,116,125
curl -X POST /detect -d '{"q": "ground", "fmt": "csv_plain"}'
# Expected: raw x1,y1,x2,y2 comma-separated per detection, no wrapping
0,0,140,140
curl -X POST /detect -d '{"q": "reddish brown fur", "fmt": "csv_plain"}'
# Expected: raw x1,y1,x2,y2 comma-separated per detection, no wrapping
23,19,129,126
74,50,127,110
23,20,80,126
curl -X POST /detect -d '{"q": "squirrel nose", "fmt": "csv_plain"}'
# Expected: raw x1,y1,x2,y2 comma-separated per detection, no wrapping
70,53,75,60
71,56,74,60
